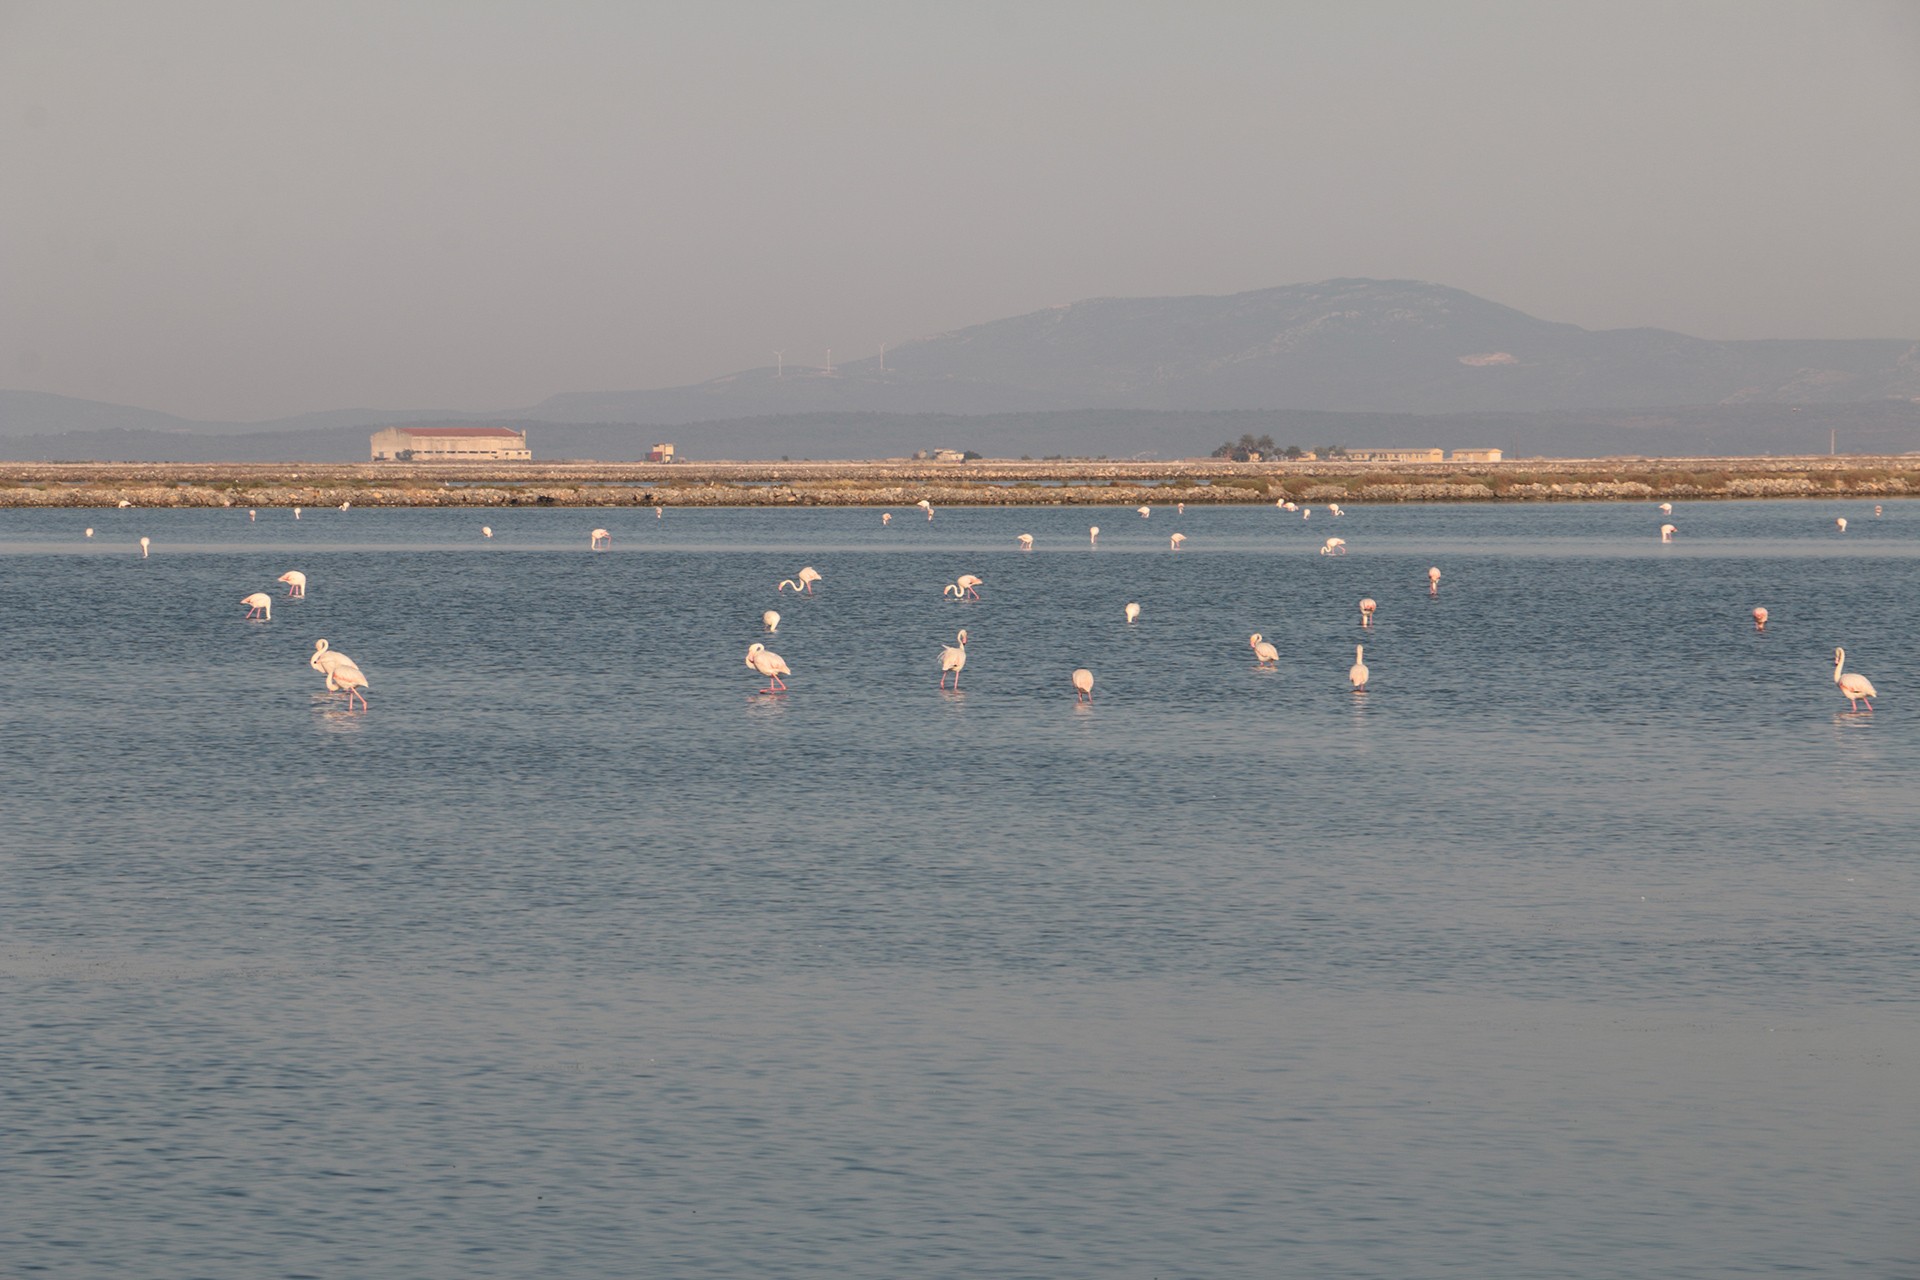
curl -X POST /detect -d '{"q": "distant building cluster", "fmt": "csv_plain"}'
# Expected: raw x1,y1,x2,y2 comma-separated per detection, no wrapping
371,426,531,462
1343,447,1503,463
649,443,676,462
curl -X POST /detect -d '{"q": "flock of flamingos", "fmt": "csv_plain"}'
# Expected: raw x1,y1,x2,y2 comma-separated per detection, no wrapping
94,491,1882,714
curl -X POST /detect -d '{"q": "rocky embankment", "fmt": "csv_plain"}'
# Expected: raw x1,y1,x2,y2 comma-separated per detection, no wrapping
0,458,1913,508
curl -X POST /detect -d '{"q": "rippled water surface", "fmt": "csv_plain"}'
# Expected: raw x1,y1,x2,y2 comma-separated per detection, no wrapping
4,500,1916,1277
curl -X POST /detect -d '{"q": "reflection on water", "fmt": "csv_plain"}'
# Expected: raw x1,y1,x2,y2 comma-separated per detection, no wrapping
2,500,1917,1278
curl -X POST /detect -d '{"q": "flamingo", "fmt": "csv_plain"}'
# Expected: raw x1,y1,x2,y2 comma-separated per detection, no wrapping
1660,523,1676,542
1017,533,1034,550
339,501,350,512
1282,502,1297,512
1875,505,1883,517
310,640,369,710
1137,506,1151,519
943,574,983,600
1659,502,1673,515
655,506,663,519
778,566,822,593
1320,537,1346,555
918,498,933,521
277,570,306,597
84,528,93,538
241,592,272,621
1359,597,1376,627
1170,533,1186,549
1752,607,1768,631
116,499,132,508
139,537,150,558
1177,502,1185,515
1428,567,1441,595
1089,525,1100,545
1349,645,1369,692
1836,517,1848,533
294,507,302,519
590,528,611,550
1833,647,1876,712
249,509,257,521
745,642,790,693
1072,668,1094,702
940,629,969,689
1329,503,1344,517
1125,602,1140,624
1302,507,1311,520
482,526,493,538
763,610,780,633
882,512,892,525
1249,633,1279,667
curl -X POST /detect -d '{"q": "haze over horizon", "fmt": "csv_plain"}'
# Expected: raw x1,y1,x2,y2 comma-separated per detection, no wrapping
5,0,1918,423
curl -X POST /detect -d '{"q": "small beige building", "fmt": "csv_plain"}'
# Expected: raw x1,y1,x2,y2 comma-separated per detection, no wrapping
1451,448,1504,463
649,443,676,462
371,426,531,462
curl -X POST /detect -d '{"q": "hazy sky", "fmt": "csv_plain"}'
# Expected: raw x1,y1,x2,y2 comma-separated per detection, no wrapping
5,0,1918,421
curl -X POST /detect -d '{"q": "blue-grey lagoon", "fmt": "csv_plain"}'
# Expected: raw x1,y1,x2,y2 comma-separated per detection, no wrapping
3,500,1915,1278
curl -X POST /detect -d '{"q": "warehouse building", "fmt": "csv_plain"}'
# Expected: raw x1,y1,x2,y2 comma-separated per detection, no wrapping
371,426,532,462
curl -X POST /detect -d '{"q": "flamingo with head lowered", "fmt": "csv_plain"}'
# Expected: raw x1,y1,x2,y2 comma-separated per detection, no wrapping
278,570,306,597
1321,538,1346,556
1359,598,1376,627
778,566,822,593
763,610,780,633
918,499,933,521
943,574,983,600
1017,533,1034,550
1660,524,1676,542
1752,607,1768,631
1137,506,1150,518
1072,668,1094,702
1125,602,1140,624
242,592,272,621
591,528,611,550
1428,567,1441,595
1170,533,1186,549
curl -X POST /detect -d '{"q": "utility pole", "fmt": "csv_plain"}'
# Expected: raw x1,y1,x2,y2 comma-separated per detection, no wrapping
879,342,886,373
773,350,784,378
1831,427,1837,456
825,348,833,376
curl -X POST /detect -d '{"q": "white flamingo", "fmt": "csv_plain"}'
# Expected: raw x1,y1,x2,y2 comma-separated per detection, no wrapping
241,592,272,621
940,629,969,689
310,639,369,711
1660,523,1676,542
1177,502,1185,515
1124,602,1140,624
277,570,306,597
1349,644,1369,692
1875,505,1882,517
1752,607,1768,631
339,501,350,512
1833,647,1876,712
918,499,934,521
590,528,611,550
1089,525,1100,545
763,610,780,633
1836,517,1848,533
943,574,984,600
779,566,822,593
1320,537,1346,555
1428,566,1441,595
84,528,93,538
1302,507,1311,520
655,506,663,519
883,512,892,525
1137,506,1150,518
745,642,791,693
1329,503,1344,516
294,507,302,519
1170,533,1186,549
249,509,257,521
117,499,132,509
1659,502,1673,515
1071,668,1094,702
1017,533,1034,550
1249,633,1279,668
482,526,493,538
1359,597,1376,627
139,537,150,558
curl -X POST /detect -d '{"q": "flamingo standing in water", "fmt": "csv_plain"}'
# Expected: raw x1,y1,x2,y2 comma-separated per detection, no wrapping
293,507,302,519
482,526,493,538
1177,502,1185,515
745,642,791,693
1349,645,1370,692
1071,668,1095,702
779,566,822,593
1017,533,1034,550
590,528,611,550
139,537,150,558
278,570,307,597
1249,633,1279,668
339,501,350,512
1359,598,1376,628
1836,517,1848,533
762,610,780,633
1660,524,1676,542
1329,503,1344,517
940,630,969,689
1125,602,1140,624
1320,538,1346,555
1752,607,1768,631
310,639,370,710
918,499,934,521
1137,506,1151,519
1875,505,1882,517
1428,567,1441,595
241,592,272,620
84,528,94,538
1089,526,1100,545
117,499,132,509
1833,647,1876,712
1170,533,1186,550
882,512,892,525
943,574,983,600
249,509,257,521
1659,502,1673,515
655,506,663,519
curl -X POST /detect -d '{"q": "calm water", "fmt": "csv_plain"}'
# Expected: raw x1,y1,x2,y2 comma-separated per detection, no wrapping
3,500,1915,1278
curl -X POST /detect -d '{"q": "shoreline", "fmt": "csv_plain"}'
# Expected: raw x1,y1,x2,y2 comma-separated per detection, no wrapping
0,455,1914,508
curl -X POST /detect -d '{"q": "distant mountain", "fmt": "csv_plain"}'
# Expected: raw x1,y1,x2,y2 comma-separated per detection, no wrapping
6,279,1920,459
